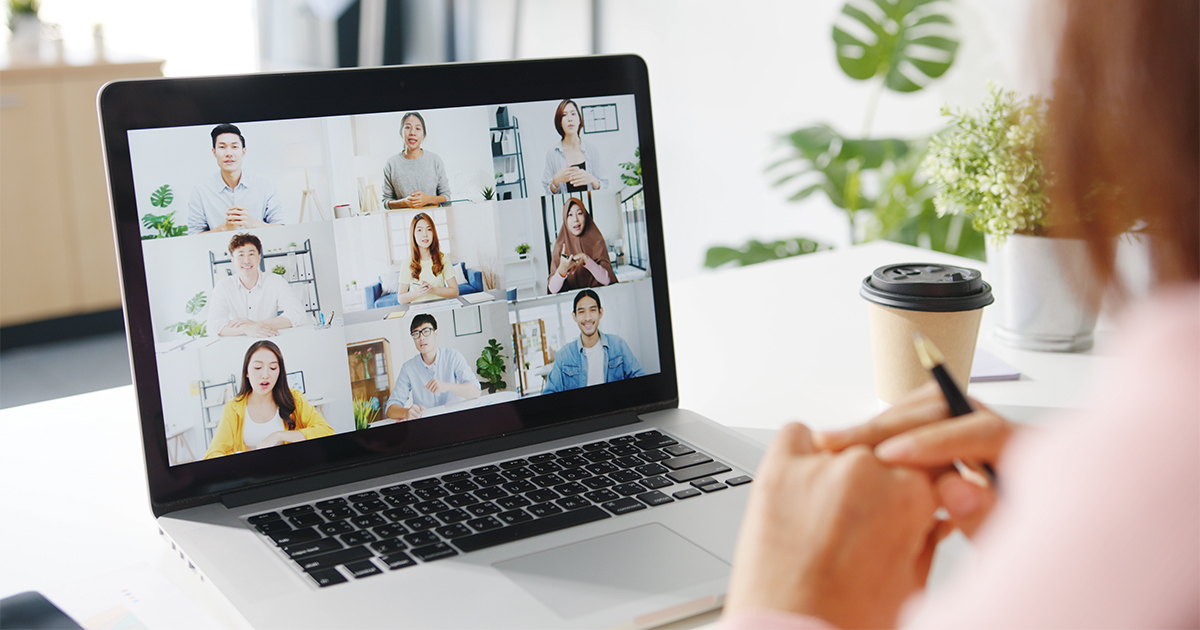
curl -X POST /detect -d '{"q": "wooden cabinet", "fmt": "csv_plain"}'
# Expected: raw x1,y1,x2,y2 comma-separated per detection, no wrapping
0,58,163,326
347,338,393,424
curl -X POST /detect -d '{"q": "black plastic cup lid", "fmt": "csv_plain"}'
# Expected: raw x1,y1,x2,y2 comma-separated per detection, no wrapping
860,263,994,312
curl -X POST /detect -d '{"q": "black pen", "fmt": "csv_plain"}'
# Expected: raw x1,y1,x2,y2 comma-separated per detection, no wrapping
912,332,997,488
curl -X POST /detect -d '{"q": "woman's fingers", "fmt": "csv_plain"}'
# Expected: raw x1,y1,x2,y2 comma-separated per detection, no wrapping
934,470,997,538
874,410,1013,468
814,382,951,451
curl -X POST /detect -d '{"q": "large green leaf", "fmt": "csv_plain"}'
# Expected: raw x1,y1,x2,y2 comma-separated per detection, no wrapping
773,124,914,212
704,237,830,268
150,184,173,208
833,0,959,93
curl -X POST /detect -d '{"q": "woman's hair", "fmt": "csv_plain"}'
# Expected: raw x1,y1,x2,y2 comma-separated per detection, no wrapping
553,99,583,139
409,212,444,280
563,197,588,231
400,112,427,152
235,340,297,431
1046,0,1198,291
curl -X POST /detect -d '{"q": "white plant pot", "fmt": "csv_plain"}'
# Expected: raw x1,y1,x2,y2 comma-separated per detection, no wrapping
986,234,1101,352
8,15,43,63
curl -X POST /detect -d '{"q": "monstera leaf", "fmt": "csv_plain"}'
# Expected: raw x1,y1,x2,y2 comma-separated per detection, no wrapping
770,124,914,211
150,184,174,208
833,0,959,93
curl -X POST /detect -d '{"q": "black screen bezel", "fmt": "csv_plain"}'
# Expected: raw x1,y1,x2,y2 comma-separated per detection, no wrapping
98,56,678,514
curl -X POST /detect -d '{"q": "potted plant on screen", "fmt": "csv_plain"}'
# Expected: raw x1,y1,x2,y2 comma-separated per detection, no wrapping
921,84,1116,352
476,339,507,394
514,243,530,260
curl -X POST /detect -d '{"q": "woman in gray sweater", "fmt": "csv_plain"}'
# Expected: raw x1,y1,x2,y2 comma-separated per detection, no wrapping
382,112,450,209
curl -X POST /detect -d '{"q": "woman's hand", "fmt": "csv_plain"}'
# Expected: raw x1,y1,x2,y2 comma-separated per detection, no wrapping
572,253,592,267
255,432,288,449
556,255,576,277
815,381,1016,537
552,165,576,189
726,423,941,629
565,167,599,190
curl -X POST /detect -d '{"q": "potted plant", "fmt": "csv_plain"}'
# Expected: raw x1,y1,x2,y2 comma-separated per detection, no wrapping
922,83,1105,351
481,186,495,201
476,339,508,394
353,397,380,430
271,264,287,276
163,292,207,338
514,243,530,259
288,241,297,252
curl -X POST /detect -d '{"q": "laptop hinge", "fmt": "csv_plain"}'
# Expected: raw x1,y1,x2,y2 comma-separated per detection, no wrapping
218,411,641,509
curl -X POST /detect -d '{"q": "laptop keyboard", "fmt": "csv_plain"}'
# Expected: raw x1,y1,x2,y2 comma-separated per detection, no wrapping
243,430,752,587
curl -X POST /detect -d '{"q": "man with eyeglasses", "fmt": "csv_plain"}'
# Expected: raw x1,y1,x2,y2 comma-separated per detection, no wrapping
385,313,481,420
542,289,644,395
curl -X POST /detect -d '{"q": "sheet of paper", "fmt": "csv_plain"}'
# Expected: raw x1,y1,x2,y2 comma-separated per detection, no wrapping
970,348,1021,382
41,563,222,630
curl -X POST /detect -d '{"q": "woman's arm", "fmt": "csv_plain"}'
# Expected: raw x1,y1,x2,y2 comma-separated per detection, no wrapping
581,256,612,285
427,264,460,298
203,402,244,459
292,392,335,440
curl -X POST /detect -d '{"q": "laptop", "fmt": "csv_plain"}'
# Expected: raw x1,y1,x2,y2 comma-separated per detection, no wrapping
98,55,766,629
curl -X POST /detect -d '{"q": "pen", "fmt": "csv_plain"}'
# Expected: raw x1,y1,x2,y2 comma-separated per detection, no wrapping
912,332,997,488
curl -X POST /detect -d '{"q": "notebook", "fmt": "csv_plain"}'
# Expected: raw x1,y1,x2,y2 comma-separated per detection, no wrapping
98,55,766,629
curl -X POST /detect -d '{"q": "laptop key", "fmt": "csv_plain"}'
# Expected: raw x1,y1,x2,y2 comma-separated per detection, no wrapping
355,499,388,513
321,506,354,520
318,520,355,536
454,506,610,553
559,467,592,481
582,450,615,463
466,502,502,517
380,484,410,495
662,453,713,470
635,463,669,477
351,514,386,529
639,449,670,462
497,509,533,525
584,489,620,503
436,523,472,539
672,488,701,500
470,465,500,476
444,479,480,494
552,482,588,496
445,493,480,508
614,456,644,469
380,552,417,570
310,568,347,587
255,520,291,535
385,492,418,507
531,474,565,488
581,476,615,490
282,505,315,517
341,531,376,546
601,498,647,515
411,542,459,562
475,473,506,487
284,537,343,559
349,491,379,502
404,516,439,531
689,477,717,488
698,482,727,493
296,546,372,572
249,511,282,523
496,495,532,510
412,478,442,489
635,430,663,439
664,444,695,457
666,462,732,484
467,516,503,532
640,476,673,490
383,506,418,522
613,482,647,497
584,441,610,451
499,458,528,469
528,502,564,518
315,498,347,510
371,537,408,554
414,500,449,515
270,527,321,546
726,475,753,486
585,462,618,475
556,496,591,511
558,455,589,468
374,523,408,539
610,435,636,445
404,531,440,547
436,509,471,524
441,471,471,482
528,453,556,463
414,486,449,500
499,481,533,495
609,444,641,457
344,560,383,579
554,447,583,457
529,461,563,475
501,467,536,481
527,489,559,503
636,491,674,507
609,470,642,484
634,435,678,450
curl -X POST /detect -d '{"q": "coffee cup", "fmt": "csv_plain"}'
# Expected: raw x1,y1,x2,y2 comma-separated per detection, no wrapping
860,263,994,404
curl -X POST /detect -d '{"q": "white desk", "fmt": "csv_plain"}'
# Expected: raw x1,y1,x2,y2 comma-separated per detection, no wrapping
0,242,1106,627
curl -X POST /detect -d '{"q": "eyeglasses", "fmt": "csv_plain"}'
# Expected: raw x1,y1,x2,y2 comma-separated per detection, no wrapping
411,327,435,339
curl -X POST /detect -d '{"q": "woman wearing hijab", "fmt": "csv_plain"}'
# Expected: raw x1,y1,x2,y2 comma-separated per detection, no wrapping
548,198,615,294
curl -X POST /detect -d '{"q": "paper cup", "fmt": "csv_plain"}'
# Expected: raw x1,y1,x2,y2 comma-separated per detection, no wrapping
861,263,994,404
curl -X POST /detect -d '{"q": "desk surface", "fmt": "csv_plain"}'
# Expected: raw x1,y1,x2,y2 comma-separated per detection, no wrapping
0,242,1107,627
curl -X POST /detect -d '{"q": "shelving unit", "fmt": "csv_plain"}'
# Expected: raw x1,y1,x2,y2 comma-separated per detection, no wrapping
347,338,393,425
512,320,549,394
490,114,527,200
209,238,322,316
199,375,237,450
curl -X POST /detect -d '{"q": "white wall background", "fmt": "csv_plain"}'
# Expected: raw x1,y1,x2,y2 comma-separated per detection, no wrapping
344,302,514,400
142,221,341,343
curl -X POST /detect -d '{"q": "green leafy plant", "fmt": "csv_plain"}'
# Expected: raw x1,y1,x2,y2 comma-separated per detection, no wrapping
514,242,530,255
163,291,207,338
271,264,287,275
708,0,983,267
353,397,380,430
619,147,642,187
922,84,1049,242
476,338,508,394
141,184,186,239
7,0,39,29
481,186,496,200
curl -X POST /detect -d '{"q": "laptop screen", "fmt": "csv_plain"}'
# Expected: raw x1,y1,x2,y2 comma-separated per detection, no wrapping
103,59,674,506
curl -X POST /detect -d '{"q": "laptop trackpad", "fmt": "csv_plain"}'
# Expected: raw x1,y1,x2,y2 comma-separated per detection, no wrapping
494,524,730,619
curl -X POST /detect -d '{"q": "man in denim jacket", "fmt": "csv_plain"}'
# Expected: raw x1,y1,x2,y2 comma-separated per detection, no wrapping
542,289,645,395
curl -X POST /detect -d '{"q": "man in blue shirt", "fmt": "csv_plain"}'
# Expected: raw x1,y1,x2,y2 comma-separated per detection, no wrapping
385,314,481,420
187,123,284,235
542,289,645,395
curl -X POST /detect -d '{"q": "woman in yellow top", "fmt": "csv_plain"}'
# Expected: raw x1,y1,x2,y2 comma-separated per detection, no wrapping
203,340,334,459
397,212,459,304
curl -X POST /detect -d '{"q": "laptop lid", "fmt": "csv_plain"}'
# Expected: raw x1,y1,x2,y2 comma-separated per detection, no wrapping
98,55,677,516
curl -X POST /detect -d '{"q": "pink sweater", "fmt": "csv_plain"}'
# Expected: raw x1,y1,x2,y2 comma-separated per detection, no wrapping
724,284,1200,629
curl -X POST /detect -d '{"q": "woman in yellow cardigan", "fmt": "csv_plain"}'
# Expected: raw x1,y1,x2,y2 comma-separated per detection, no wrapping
204,340,334,459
